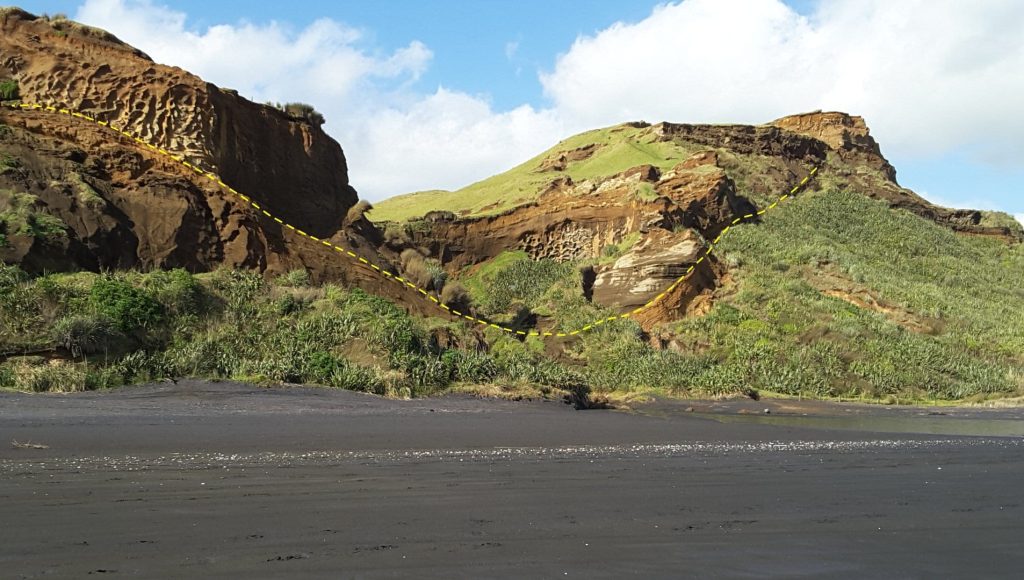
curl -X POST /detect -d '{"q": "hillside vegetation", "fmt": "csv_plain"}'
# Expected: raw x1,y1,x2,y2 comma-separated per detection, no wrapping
0,265,590,403
4,187,1021,403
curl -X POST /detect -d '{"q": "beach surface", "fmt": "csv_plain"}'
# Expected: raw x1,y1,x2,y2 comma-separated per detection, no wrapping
2,381,1022,578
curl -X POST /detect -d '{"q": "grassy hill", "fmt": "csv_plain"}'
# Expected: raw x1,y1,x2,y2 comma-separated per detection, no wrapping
368,123,701,222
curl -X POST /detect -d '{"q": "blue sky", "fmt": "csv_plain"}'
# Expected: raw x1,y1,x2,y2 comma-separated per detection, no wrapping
18,1,1024,223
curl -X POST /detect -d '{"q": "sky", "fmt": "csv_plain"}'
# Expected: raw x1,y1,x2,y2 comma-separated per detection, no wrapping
18,0,1024,225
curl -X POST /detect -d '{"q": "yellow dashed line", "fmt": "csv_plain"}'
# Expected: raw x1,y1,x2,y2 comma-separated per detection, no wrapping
3,102,819,340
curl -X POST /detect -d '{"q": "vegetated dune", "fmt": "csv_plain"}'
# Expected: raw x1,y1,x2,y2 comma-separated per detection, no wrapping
1,8,1022,403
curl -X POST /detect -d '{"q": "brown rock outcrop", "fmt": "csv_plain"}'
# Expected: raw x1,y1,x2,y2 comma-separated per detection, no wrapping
1,8,356,238
591,228,705,309
768,111,897,182
399,150,758,275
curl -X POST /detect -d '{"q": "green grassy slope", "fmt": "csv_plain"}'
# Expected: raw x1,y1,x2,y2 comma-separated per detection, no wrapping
443,188,1024,403
2,187,1022,402
368,123,699,222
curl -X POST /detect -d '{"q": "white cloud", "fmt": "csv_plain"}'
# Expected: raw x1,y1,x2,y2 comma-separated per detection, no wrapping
542,0,1024,164
72,0,1024,205
1016,214,1024,227
340,89,565,196
76,0,430,110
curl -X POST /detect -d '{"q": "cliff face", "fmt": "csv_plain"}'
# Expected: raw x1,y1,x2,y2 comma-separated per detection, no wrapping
382,111,1021,333
1,7,356,247
0,9,457,317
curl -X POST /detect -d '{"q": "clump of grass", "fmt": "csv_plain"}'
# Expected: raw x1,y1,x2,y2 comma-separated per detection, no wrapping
461,251,573,315
0,154,20,174
0,190,67,242
52,315,121,357
275,268,311,288
346,199,373,223
399,249,436,290
440,282,471,311
69,173,105,210
0,79,18,101
6,359,87,393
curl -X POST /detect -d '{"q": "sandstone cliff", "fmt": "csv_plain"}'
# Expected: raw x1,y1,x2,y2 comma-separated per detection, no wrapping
1,7,359,271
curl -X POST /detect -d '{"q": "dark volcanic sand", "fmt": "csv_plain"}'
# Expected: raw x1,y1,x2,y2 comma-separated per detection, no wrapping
1,382,1022,578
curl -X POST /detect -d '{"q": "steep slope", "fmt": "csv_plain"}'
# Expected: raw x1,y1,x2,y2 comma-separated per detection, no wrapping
0,8,366,273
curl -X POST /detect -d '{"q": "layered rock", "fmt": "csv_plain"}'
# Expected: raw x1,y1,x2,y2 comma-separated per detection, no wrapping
1,8,356,238
591,228,705,309
768,111,896,181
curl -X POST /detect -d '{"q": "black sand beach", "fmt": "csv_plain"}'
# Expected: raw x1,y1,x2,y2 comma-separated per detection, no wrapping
2,381,1023,578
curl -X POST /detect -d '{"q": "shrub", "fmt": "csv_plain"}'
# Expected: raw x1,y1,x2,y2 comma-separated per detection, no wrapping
302,351,343,383
144,269,205,317
89,276,165,332
0,363,14,388
282,102,325,126
0,79,18,101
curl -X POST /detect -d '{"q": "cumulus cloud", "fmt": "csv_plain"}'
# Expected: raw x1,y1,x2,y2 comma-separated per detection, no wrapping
1016,214,1024,227
339,89,565,196
77,0,430,107
543,0,1024,163
72,0,1024,204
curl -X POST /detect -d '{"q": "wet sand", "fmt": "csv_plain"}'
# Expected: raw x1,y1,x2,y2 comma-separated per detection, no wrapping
2,381,1023,578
